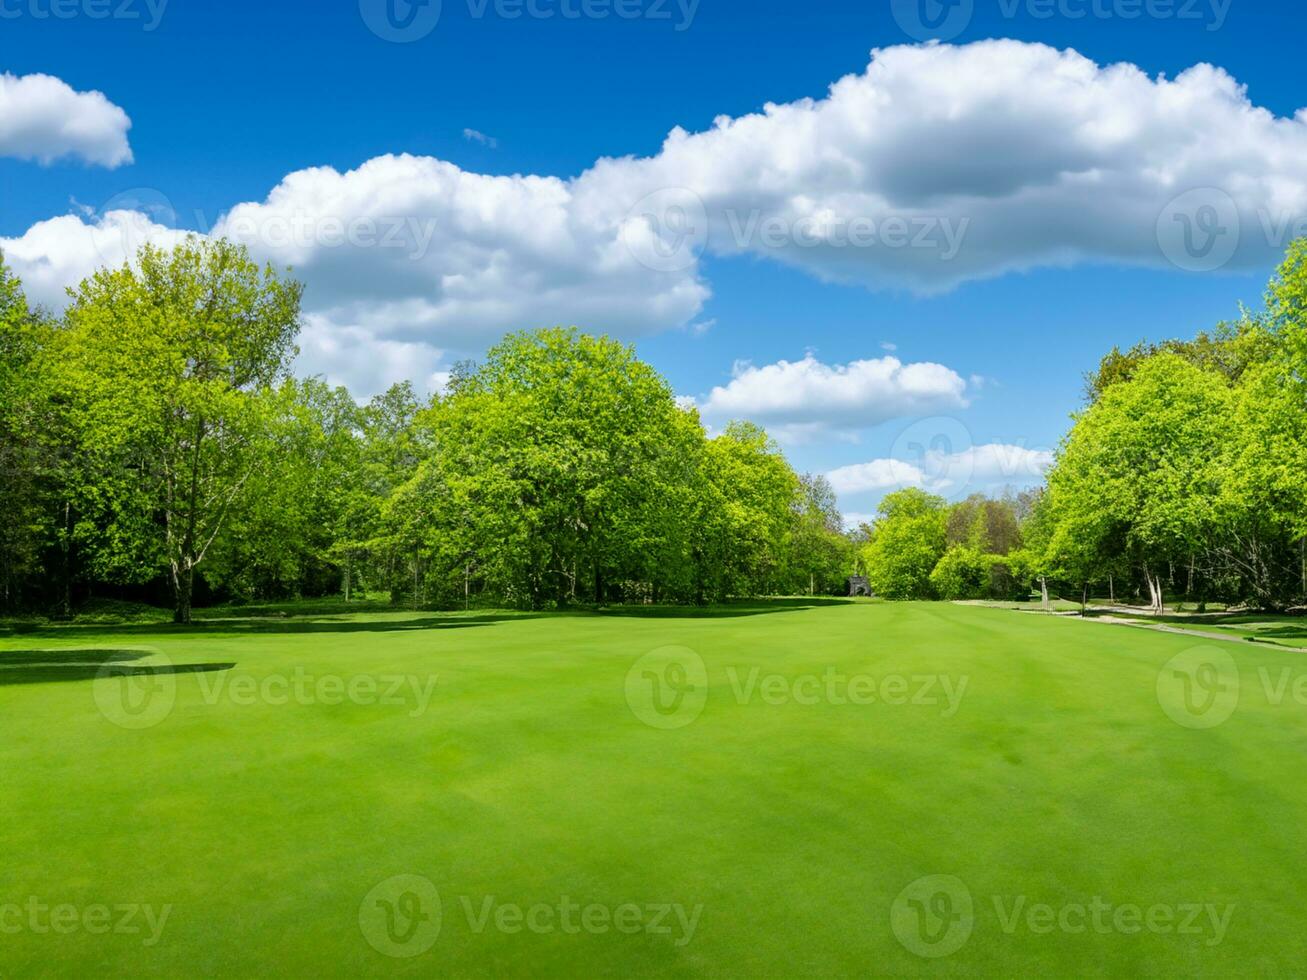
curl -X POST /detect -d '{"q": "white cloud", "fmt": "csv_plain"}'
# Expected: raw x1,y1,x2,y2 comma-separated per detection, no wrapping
828,458,927,494
0,212,190,310
950,443,1054,483
0,72,131,167
692,353,969,435
462,128,498,148
296,315,451,398
828,443,1054,497
9,39,1307,393
212,155,712,351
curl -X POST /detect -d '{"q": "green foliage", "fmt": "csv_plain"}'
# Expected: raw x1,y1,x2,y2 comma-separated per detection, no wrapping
946,493,1021,555
51,238,303,621
861,489,947,599
0,257,53,611
782,474,857,595
1035,239,1307,610
929,546,991,600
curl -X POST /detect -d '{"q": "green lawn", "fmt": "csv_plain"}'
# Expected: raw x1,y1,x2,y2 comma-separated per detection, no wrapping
1091,610,1307,650
4,599,1307,976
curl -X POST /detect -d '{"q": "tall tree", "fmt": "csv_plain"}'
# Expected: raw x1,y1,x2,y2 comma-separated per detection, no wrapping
1044,354,1232,612
0,257,52,611
53,239,303,622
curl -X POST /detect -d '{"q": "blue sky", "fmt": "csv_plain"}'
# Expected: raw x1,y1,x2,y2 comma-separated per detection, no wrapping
1,0,1301,520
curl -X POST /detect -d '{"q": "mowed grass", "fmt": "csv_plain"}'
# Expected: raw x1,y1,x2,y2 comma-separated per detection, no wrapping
4,600,1307,977
1097,611,1307,650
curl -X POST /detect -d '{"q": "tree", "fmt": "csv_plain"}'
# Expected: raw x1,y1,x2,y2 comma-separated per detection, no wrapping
420,329,706,608
693,422,800,601
946,494,1021,555
206,378,365,600
861,489,948,599
53,239,303,622
0,257,53,611
1043,354,1232,613
784,474,854,595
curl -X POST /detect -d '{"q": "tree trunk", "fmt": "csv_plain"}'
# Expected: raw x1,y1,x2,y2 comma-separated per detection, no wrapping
1039,576,1050,611
1081,582,1088,616
344,562,352,603
173,563,194,625
1109,574,1115,604
1144,571,1164,615
61,500,72,619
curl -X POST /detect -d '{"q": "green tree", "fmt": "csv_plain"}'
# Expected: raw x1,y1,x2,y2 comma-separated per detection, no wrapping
53,238,303,622
784,474,854,595
861,489,948,599
694,422,800,601
1044,354,1232,612
0,257,54,611
421,329,705,608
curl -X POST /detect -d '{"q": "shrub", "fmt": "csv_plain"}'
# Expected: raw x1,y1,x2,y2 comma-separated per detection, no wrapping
929,547,992,600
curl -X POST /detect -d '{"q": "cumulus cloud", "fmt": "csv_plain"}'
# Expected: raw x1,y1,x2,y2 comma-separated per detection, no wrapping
577,38,1307,288
297,315,452,398
8,39,1307,392
828,458,926,494
0,211,190,310
0,72,132,167
828,443,1054,497
691,354,969,437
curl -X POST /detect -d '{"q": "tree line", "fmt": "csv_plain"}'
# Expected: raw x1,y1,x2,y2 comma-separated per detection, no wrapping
0,239,857,622
859,240,1307,613
7,236,1306,620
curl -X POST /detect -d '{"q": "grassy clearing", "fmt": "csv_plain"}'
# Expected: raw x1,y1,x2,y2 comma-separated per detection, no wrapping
3,600,1307,976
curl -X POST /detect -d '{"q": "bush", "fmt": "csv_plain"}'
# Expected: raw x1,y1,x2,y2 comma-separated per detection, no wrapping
929,547,992,600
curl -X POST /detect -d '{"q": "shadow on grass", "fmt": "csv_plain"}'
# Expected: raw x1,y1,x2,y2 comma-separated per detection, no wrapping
589,597,856,618
1,613,537,641
0,598,850,640
0,649,236,686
